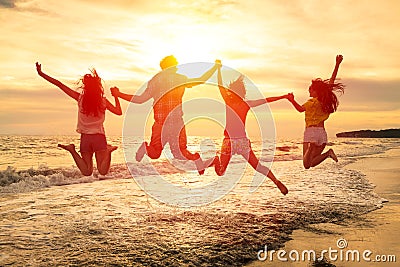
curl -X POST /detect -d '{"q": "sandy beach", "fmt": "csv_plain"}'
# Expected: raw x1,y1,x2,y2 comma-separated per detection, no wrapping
247,147,400,267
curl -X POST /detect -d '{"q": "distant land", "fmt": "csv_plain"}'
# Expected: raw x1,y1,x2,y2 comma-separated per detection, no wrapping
336,129,400,138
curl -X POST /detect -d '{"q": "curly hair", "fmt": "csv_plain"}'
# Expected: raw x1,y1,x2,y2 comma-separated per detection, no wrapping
80,69,104,117
311,78,345,114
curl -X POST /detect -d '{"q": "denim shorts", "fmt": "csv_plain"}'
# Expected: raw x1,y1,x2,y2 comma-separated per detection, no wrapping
303,127,327,145
80,133,107,153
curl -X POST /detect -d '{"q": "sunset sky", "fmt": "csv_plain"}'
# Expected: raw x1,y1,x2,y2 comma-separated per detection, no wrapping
1,0,399,138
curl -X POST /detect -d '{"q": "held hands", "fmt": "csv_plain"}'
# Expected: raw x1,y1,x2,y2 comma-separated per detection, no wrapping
286,93,295,102
110,86,120,97
336,55,343,65
215,59,222,68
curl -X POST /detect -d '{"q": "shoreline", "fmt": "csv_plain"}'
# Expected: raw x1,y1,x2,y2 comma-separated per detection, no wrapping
246,147,400,267
0,142,398,266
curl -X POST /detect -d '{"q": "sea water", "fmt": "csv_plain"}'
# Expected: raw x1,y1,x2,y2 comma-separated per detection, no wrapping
1,135,398,192
0,135,399,266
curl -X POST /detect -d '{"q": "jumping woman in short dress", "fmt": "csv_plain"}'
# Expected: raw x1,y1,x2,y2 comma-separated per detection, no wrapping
287,55,344,169
36,62,122,176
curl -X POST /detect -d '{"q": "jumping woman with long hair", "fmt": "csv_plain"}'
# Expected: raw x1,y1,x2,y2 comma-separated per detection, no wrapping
287,55,344,169
36,62,122,176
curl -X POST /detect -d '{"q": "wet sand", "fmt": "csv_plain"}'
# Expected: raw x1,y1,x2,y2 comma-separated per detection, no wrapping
247,147,400,267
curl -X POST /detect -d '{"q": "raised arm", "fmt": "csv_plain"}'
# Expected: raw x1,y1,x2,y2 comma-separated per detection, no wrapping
216,64,230,102
186,61,219,87
36,62,79,101
246,94,290,108
329,55,343,84
106,87,122,115
287,93,305,113
111,86,151,104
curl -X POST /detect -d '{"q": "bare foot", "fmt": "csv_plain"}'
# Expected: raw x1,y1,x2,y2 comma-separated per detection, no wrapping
329,149,338,162
107,144,118,153
209,156,218,168
273,179,288,195
194,156,205,175
135,142,147,162
57,143,75,152
197,156,218,175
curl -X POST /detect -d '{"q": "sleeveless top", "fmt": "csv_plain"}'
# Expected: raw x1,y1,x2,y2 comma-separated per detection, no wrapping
76,94,106,134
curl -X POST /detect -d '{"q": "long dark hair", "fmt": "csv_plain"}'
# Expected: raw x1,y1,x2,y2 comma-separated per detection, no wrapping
79,69,104,116
312,78,345,114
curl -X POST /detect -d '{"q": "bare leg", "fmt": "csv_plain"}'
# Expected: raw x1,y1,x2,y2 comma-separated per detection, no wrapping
95,144,118,175
328,149,338,162
136,142,147,162
195,141,231,175
194,157,205,175
58,144,93,176
141,122,163,161
303,142,313,169
202,156,217,170
214,153,231,176
246,150,288,195
304,143,338,169
310,148,338,167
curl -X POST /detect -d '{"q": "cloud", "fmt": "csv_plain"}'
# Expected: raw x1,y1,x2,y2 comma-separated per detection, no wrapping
0,0,52,15
1,0,400,136
168,0,238,20
338,78,400,112
0,88,76,135
0,0,16,8
0,87,126,135
0,86,76,108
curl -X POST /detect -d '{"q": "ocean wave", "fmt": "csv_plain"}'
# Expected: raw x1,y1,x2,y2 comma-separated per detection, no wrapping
0,159,386,266
0,164,130,194
0,159,201,194
276,145,299,152
1,137,399,195
273,154,303,162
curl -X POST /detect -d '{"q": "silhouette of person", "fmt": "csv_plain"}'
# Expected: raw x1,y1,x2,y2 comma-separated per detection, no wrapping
36,62,122,176
203,61,289,195
287,55,344,169
111,55,220,173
